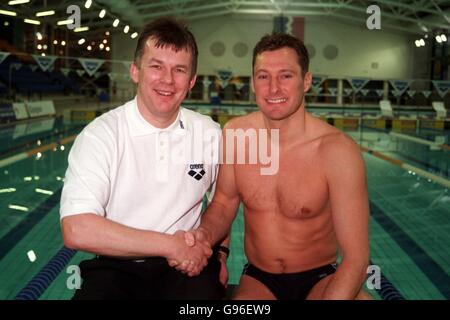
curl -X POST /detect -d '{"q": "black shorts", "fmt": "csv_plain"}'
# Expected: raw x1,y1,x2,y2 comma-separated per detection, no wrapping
73,253,225,300
242,262,337,300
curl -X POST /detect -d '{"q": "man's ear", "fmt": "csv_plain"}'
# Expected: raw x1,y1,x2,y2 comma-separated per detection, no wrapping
251,75,255,93
130,61,139,84
188,74,197,91
303,72,312,92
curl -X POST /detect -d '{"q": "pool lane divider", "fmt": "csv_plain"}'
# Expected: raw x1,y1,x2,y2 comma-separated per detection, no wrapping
370,202,450,299
360,125,450,151
0,124,85,159
389,131,450,151
0,186,77,300
0,134,78,169
360,146,450,189
15,246,76,300
0,189,63,261
371,259,405,300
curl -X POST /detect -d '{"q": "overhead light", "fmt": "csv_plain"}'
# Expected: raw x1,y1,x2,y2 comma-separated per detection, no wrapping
43,44,47,50
105,31,110,36
41,53,45,56
419,39,425,46
441,34,447,42
84,0,92,9
37,44,42,50
27,250,37,262
0,188,16,193
123,25,129,33
436,35,442,43
74,26,89,32
131,32,138,39
0,9,17,16
99,9,106,18
61,40,66,46
99,43,104,49
106,46,110,52
35,188,53,195
9,0,30,5
103,39,107,44
36,10,55,17
87,45,92,51
113,19,119,27
4,21,10,26
36,32,43,40
57,19,74,26
53,40,58,45
78,38,85,45
24,18,40,25
8,204,29,212
415,40,420,47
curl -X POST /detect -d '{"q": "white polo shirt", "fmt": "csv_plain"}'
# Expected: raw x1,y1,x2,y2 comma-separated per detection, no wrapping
60,97,221,234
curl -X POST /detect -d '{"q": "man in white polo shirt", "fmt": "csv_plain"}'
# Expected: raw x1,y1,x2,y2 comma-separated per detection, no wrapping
60,18,227,299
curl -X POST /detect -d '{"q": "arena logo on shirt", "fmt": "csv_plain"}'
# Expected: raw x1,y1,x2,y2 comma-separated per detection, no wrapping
188,164,205,181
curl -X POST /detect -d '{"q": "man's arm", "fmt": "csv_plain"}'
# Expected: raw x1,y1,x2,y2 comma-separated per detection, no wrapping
61,214,210,265
195,122,241,247
174,161,239,276
175,121,241,268
321,135,370,299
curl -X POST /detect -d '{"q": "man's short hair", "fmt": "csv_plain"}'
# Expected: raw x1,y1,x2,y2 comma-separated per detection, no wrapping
133,17,198,76
252,33,309,76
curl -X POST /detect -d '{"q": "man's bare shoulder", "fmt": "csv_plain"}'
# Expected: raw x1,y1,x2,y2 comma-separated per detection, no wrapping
223,111,262,130
315,130,366,183
317,127,362,164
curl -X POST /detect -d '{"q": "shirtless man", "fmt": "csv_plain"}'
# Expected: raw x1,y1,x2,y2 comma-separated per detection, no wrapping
184,33,371,300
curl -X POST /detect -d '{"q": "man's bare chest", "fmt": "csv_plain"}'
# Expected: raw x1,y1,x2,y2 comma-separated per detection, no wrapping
235,151,329,219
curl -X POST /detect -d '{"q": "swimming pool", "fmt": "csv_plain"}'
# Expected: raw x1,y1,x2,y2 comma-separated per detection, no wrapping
0,114,448,300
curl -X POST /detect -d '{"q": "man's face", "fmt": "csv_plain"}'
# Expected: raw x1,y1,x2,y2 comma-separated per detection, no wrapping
252,47,311,121
131,37,196,124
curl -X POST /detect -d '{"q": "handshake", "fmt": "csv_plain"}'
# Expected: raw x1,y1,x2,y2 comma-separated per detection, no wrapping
167,227,216,277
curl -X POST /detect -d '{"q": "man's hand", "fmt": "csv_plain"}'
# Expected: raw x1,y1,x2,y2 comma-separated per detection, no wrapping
180,228,229,286
186,227,211,247
166,230,212,276
217,252,229,287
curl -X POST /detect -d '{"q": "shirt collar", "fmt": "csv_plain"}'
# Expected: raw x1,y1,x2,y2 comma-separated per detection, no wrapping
127,97,187,137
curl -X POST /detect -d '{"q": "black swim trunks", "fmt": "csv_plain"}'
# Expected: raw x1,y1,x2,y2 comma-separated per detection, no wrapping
242,263,337,300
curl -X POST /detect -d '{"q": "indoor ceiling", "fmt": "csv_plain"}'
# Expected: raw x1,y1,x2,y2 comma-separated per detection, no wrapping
1,0,450,36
